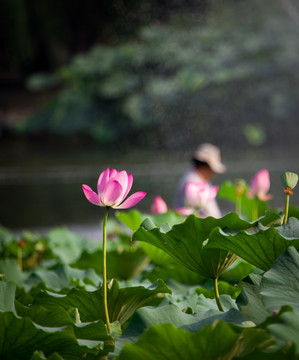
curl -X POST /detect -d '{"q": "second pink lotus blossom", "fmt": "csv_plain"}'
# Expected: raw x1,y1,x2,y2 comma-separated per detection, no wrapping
151,196,168,214
247,169,273,201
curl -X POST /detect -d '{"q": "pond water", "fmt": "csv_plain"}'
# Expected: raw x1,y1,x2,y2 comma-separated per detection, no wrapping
1,147,299,237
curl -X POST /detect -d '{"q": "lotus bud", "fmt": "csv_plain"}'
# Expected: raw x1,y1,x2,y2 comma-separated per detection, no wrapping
280,172,298,195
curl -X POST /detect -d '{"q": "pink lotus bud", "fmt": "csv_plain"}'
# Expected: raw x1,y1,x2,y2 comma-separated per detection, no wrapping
151,196,168,214
82,168,146,209
185,181,219,209
247,169,273,201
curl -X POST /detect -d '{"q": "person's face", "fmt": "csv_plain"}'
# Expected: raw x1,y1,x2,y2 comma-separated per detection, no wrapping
197,165,214,181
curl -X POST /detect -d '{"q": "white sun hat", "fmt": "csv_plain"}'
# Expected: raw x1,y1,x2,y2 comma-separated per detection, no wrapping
192,143,226,174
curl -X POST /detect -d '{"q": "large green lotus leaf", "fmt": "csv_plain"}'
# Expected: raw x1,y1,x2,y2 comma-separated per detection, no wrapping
115,209,184,232
15,300,113,348
276,217,299,238
0,281,17,313
114,304,246,357
143,263,207,285
260,247,299,313
115,209,147,231
132,213,250,278
141,211,281,270
47,227,99,264
0,312,106,360
33,279,171,326
73,247,149,280
267,310,299,353
30,351,64,360
207,221,299,271
240,344,298,360
117,210,185,267
25,264,101,291
0,258,27,284
237,274,272,325
118,321,277,360
165,292,239,314
139,242,176,266
31,351,64,360
16,302,74,326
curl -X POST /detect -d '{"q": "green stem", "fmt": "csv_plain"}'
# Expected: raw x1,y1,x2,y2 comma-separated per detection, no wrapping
236,195,242,217
214,277,224,312
103,206,111,334
252,198,258,221
283,194,290,225
17,247,23,271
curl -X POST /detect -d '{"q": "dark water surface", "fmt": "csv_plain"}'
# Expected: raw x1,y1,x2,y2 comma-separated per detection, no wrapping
1,146,299,235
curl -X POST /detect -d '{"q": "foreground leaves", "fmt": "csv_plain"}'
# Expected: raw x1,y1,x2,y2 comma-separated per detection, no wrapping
118,320,296,360
0,282,112,360
33,279,171,326
208,218,299,271
132,213,251,278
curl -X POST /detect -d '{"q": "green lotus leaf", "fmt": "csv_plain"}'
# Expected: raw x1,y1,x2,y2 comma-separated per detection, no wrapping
118,321,277,360
73,246,149,280
47,227,99,264
143,262,206,285
267,310,299,353
132,213,251,278
207,221,299,271
237,274,272,324
115,209,184,232
139,242,176,267
25,264,101,291
260,247,299,313
114,304,246,357
0,311,107,359
33,279,171,327
0,258,27,284
115,209,147,231
0,281,17,313
30,350,64,360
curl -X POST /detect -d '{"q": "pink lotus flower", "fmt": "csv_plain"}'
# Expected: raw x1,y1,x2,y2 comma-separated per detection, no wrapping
247,169,273,201
151,196,168,214
82,168,146,209
185,181,219,209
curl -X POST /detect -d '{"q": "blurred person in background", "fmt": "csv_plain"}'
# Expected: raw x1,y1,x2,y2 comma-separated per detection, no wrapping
174,143,226,218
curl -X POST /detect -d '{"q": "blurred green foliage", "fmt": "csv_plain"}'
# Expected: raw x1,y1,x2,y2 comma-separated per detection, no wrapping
19,0,299,150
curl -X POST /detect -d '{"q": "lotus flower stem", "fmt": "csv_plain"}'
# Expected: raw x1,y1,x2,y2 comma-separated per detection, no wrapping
17,247,23,271
236,195,242,217
103,206,111,333
214,277,224,312
283,193,290,225
251,198,258,221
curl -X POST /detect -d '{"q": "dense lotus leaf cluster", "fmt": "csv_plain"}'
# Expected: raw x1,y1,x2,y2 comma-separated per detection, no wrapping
1,200,299,358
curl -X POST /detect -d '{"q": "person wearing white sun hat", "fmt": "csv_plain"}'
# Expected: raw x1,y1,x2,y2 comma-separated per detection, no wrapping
173,143,226,218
